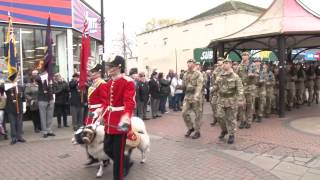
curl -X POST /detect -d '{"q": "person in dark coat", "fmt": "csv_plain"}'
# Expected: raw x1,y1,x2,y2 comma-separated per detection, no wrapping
53,73,70,128
137,72,150,120
158,72,170,114
149,72,161,119
5,76,26,145
69,73,84,131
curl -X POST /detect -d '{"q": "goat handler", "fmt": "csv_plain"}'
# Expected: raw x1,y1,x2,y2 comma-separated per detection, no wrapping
94,56,136,180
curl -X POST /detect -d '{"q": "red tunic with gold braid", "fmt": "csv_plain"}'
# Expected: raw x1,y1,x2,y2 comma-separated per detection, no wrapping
85,78,108,125
103,75,136,134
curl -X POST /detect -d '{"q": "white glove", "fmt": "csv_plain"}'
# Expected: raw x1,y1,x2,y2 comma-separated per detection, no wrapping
118,114,130,131
23,102,27,114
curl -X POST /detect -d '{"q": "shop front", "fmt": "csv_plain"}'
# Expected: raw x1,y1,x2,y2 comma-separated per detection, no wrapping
0,0,102,82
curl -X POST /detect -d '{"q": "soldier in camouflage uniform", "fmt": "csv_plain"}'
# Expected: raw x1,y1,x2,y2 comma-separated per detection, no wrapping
295,63,305,108
209,58,224,127
315,63,320,104
237,52,256,129
214,59,244,144
285,63,297,111
182,59,204,139
265,63,275,118
305,62,315,106
253,58,267,122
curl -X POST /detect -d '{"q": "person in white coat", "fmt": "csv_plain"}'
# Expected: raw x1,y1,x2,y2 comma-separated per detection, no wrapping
171,73,184,111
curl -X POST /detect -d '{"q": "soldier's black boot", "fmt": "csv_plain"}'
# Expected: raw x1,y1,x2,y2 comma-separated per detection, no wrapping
239,122,245,129
218,131,227,140
245,123,251,129
227,135,235,144
256,116,262,123
210,120,217,127
184,128,195,137
191,132,201,139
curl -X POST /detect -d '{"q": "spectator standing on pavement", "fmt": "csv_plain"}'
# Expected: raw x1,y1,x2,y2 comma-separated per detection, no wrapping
0,80,7,136
182,59,204,139
53,73,70,128
149,72,161,119
171,73,183,111
158,72,170,114
36,70,55,138
137,72,150,120
4,75,27,145
166,69,175,109
24,71,41,133
129,68,139,117
69,73,84,131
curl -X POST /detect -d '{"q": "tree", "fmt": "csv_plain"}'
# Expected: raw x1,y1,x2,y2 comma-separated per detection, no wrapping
145,18,178,32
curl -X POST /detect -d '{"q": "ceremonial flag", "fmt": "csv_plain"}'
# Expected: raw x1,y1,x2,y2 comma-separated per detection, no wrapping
79,19,91,90
4,13,17,82
44,15,53,81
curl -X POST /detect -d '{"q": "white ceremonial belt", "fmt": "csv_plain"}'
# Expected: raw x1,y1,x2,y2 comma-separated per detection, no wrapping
107,106,125,112
88,104,102,109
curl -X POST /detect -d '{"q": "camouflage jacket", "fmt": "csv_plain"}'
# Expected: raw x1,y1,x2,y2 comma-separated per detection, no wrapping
214,71,244,107
182,70,204,102
237,63,257,93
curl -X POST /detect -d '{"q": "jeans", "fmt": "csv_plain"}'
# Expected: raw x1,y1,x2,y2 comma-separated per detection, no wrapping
55,104,68,126
173,93,183,110
159,96,168,113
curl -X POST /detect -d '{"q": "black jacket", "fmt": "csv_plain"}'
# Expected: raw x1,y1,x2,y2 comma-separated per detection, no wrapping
137,81,149,102
159,79,170,97
54,80,69,105
149,78,160,99
5,85,24,115
36,75,54,102
69,79,82,107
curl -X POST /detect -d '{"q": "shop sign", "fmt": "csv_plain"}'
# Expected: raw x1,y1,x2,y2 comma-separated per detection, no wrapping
193,48,213,63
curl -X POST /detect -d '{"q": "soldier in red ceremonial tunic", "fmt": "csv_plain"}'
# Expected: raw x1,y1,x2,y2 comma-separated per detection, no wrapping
96,56,136,180
84,64,108,166
85,64,108,125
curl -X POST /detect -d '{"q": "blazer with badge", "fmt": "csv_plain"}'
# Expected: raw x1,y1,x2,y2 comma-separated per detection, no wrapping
5,84,24,115
103,76,136,134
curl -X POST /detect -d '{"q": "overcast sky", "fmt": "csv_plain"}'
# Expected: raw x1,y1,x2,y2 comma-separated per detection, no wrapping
83,0,273,57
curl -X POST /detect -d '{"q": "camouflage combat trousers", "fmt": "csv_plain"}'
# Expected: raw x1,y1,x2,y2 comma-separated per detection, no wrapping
210,95,218,123
216,104,237,136
182,100,202,132
255,94,266,118
265,87,274,115
305,81,314,104
238,93,255,125
315,79,320,103
295,87,303,105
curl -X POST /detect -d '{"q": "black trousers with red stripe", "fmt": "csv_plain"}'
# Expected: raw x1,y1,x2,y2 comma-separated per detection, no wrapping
104,133,127,180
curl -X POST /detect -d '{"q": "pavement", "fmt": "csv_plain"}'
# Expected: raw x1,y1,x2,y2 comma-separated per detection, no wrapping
0,102,319,180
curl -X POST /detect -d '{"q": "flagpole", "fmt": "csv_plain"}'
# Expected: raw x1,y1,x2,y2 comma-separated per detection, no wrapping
19,28,23,85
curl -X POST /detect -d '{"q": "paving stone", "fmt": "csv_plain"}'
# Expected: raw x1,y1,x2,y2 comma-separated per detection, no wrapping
293,161,306,166
283,156,295,162
294,157,313,163
221,149,242,157
274,162,308,176
301,173,320,180
307,158,320,168
261,154,284,160
250,156,280,170
237,151,259,161
307,168,320,175
271,170,300,180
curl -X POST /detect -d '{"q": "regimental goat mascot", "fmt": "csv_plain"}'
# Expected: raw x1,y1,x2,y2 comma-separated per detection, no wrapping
72,116,150,178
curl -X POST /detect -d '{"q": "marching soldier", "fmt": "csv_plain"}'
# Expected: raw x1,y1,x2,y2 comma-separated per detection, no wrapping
265,63,275,118
295,63,305,108
305,62,315,106
237,52,256,129
182,59,204,139
100,56,136,179
253,58,267,122
83,64,108,166
214,59,244,144
210,58,224,127
315,63,320,104
285,62,297,110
